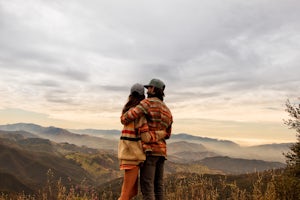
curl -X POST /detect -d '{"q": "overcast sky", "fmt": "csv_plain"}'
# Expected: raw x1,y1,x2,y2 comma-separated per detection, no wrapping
0,0,299,145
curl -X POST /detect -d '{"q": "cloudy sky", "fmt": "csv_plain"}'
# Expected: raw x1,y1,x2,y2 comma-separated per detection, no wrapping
0,0,299,145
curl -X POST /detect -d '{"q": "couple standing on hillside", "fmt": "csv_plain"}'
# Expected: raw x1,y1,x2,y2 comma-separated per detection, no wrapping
118,78,173,200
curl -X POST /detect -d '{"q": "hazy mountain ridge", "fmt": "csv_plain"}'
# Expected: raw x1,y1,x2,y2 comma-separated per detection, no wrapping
167,141,219,163
171,133,239,147
169,134,291,162
0,132,121,193
168,141,208,154
69,128,121,139
67,128,291,162
65,126,291,162
0,123,291,163
197,156,285,174
0,125,288,194
0,123,118,150
0,130,217,193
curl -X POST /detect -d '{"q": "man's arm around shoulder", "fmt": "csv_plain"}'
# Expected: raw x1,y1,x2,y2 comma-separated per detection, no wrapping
120,100,148,125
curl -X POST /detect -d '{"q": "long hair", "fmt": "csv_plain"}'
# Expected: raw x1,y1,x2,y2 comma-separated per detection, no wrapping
147,87,165,101
122,92,145,114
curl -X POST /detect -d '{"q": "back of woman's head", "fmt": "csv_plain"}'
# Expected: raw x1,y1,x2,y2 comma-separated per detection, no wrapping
130,83,144,96
122,83,145,114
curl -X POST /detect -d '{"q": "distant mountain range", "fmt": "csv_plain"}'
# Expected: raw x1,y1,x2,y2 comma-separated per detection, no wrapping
0,132,121,193
0,123,118,150
0,122,288,194
169,133,291,162
74,128,291,163
197,156,285,174
68,127,292,162
0,123,291,163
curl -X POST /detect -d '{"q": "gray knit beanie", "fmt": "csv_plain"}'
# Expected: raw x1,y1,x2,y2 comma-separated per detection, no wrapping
130,83,144,95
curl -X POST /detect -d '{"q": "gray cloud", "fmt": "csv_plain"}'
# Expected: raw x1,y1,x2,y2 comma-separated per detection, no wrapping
0,0,300,139
44,89,78,105
32,80,60,88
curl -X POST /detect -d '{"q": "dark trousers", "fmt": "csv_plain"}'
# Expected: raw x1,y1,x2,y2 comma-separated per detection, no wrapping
140,156,165,200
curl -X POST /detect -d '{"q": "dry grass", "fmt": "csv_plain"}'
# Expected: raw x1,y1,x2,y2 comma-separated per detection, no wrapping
1,169,298,200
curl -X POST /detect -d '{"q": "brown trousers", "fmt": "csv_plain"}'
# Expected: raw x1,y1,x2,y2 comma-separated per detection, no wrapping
119,166,140,200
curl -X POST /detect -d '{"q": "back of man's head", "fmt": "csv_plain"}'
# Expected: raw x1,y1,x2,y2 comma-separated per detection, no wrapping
144,78,165,91
145,78,165,101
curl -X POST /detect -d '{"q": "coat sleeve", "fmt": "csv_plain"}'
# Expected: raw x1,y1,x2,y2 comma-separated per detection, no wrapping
121,101,148,125
165,124,172,139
